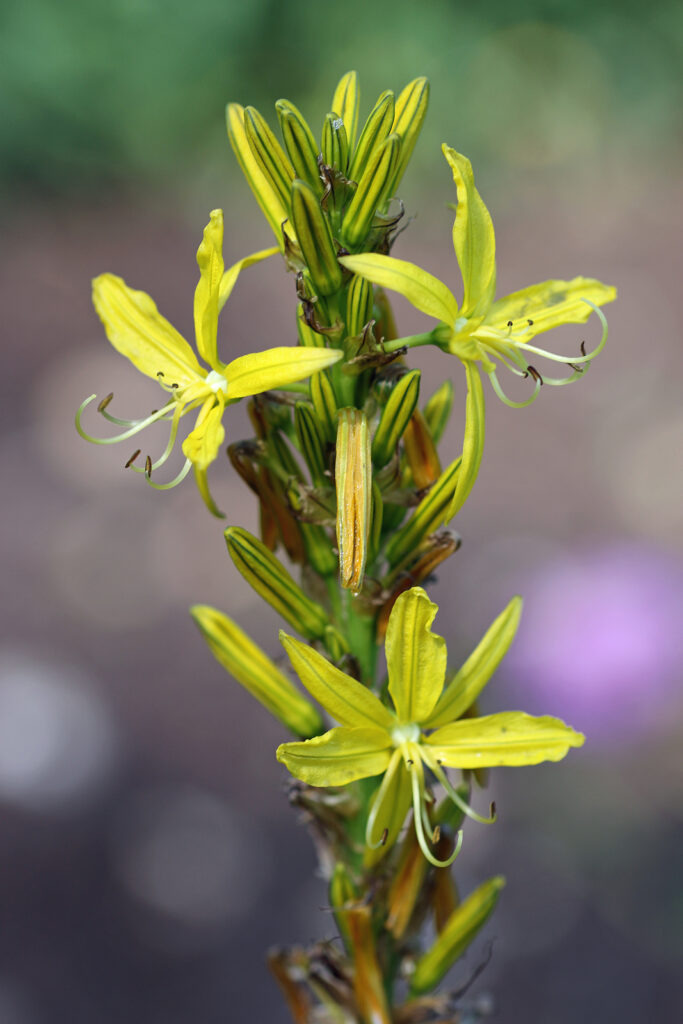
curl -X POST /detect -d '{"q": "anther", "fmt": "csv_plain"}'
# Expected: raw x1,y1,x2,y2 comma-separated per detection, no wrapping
490,801,497,817
380,828,388,847
125,449,141,468
580,340,587,356
171,382,179,389
157,371,165,378
432,825,441,844
568,362,584,373
145,455,153,476
526,365,544,385
506,320,513,327
527,319,534,326
97,393,114,412
406,758,414,766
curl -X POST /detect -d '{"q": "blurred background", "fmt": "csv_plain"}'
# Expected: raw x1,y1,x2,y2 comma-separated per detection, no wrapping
1,0,682,1020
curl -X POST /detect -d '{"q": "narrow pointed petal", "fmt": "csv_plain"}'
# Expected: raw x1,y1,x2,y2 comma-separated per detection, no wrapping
225,346,343,400
339,252,458,325
276,726,392,786
486,276,617,338
443,145,496,320
218,246,279,312
92,273,204,385
446,361,485,520
386,587,446,723
426,711,585,768
365,749,412,863
425,596,523,728
194,209,224,370
331,70,360,151
181,400,225,471
280,632,394,730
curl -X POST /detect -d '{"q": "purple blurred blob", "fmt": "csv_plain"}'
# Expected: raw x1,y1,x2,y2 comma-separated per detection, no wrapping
505,544,683,742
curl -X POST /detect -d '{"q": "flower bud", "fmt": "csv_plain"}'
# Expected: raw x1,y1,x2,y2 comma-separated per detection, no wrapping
294,401,328,487
291,179,343,297
225,527,330,640
310,370,338,444
345,274,374,339
329,862,358,949
190,604,323,738
372,369,421,468
296,302,325,347
377,533,459,637
335,408,372,592
275,99,321,193
244,105,295,211
347,904,392,1024
385,457,461,567
331,70,360,151
342,133,400,250
409,876,505,995
226,102,292,247
387,76,430,196
321,112,349,174
348,90,394,182
423,378,455,445
403,407,441,490
386,831,429,939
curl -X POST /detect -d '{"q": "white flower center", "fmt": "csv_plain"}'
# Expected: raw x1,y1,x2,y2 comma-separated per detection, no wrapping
205,370,229,396
391,722,421,747
454,316,469,333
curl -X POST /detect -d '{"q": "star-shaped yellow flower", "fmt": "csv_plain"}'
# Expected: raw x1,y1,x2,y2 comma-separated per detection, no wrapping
76,210,342,514
277,587,584,866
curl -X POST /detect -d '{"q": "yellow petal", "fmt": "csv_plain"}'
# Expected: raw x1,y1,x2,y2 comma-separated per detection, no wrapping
225,102,293,249
280,632,394,731
331,70,360,151
181,399,225,471
388,76,430,194
365,749,413,863
276,726,392,786
446,361,485,521
426,711,585,768
443,145,496,319
386,588,446,724
224,345,343,400
425,596,523,728
339,253,458,325
218,245,279,312
92,273,204,386
193,209,224,371
486,276,617,338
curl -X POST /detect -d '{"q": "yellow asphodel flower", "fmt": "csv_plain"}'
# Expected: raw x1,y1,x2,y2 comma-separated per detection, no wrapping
76,210,342,515
277,587,584,867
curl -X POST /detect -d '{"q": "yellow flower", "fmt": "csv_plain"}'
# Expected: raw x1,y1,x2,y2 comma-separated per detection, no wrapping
76,210,343,515
277,587,584,867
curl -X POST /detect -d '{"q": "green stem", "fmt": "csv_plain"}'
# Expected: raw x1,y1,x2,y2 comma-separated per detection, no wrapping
383,330,438,353
344,591,378,686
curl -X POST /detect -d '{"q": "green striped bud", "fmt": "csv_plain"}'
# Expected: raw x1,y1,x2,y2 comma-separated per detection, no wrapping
321,112,349,174
335,408,372,592
244,106,295,212
409,876,505,996
294,401,328,487
423,379,454,445
348,90,394,182
385,457,461,567
296,302,325,348
275,99,321,193
330,862,358,949
372,369,421,467
190,604,323,738
345,274,374,338
387,76,430,196
331,70,360,152
310,370,338,444
369,479,383,563
342,133,401,249
291,179,343,297
225,527,330,640
269,430,304,483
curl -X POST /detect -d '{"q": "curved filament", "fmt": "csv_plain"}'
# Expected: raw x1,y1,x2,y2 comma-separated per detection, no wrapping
409,753,462,868
76,396,176,445
423,751,497,825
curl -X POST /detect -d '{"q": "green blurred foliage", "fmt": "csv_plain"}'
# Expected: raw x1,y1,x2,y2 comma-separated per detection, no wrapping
1,0,681,198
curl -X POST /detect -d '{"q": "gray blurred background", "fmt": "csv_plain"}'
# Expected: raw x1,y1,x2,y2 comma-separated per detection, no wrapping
1,0,682,1021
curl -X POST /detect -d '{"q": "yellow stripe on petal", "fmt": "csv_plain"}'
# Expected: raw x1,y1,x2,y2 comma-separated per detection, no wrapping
446,361,485,521
386,587,446,724
426,711,585,768
443,145,496,320
339,253,458,325
276,726,393,787
194,209,224,371
486,276,617,338
218,246,279,312
425,596,522,728
92,273,204,386
280,632,394,731
224,345,343,400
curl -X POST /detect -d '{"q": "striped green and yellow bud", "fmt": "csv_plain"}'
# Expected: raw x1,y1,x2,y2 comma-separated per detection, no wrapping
244,105,295,212
369,480,383,564
321,112,349,174
342,132,400,249
224,527,330,640
290,179,343,297
345,275,374,339
423,379,455,445
385,457,461,567
275,99,321,193
296,302,325,348
226,103,291,247
311,370,338,444
331,70,360,151
387,76,430,195
348,90,394,182
190,605,322,738
403,407,441,490
372,369,420,467
329,862,358,949
409,876,505,995
335,408,372,592
294,401,328,488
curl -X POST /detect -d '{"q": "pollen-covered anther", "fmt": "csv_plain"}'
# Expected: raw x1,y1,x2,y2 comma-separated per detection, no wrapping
145,455,153,477
125,449,141,468
525,365,544,386
97,392,114,413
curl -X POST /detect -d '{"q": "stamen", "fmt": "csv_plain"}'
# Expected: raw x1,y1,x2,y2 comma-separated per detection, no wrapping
423,752,497,826
487,369,541,409
97,393,114,412
511,301,608,366
408,750,462,868
76,396,176,445
525,365,544,386
144,457,192,491
128,402,184,475
145,455,153,477
125,449,141,468
527,319,534,326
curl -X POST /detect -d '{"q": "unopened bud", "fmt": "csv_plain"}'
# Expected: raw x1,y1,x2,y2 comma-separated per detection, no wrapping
423,379,455,445
244,105,295,212
321,112,349,174
387,76,430,196
310,371,338,444
385,457,461,567
291,179,343,297
225,527,330,639
297,302,325,348
410,876,505,995
386,830,429,939
372,369,421,468
276,99,321,193
331,70,360,151
378,533,459,637
403,407,441,490
190,604,322,738
345,274,374,339
226,102,291,247
329,862,358,949
348,90,394,182
347,904,392,1024
342,133,401,249
294,401,328,487
335,408,372,592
